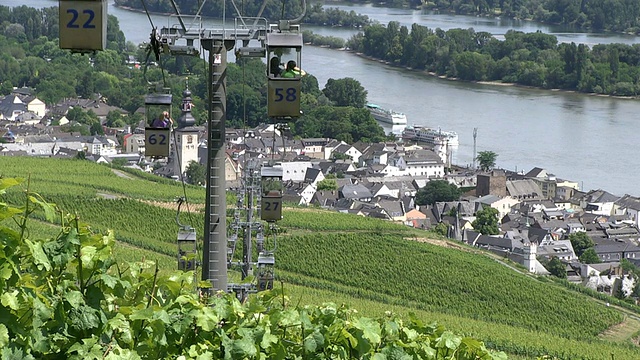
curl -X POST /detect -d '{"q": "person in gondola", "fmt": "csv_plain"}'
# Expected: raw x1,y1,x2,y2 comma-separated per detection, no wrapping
282,60,305,78
151,111,173,128
269,56,283,77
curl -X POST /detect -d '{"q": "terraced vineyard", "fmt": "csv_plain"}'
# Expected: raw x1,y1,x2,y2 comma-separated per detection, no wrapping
3,156,640,359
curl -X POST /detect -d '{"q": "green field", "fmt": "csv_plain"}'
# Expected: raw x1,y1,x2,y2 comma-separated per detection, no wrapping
3,156,640,359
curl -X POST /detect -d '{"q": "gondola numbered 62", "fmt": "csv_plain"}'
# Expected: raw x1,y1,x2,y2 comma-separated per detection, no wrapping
144,93,172,157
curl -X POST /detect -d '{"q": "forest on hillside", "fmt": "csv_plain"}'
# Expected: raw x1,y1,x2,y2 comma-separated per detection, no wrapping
348,22,640,96
115,0,640,33
0,5,388,143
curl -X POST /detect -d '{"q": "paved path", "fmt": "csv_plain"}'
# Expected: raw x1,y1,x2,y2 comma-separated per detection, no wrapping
111,169,134,180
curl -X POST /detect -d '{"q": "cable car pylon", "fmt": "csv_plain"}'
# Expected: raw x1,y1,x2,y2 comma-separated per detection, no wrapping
138,0,305,296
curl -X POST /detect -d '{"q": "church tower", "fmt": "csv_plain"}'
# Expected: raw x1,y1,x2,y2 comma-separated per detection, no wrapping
172,84,200,176
522,241,537,273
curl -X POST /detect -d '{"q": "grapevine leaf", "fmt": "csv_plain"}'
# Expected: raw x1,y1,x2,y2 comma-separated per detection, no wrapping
372,353,387,360
260,327,278,350
383,319,400,340
28,195,55,222
269,342,287,360
69,305,100,332
196,307,220,332
312,330,324,350
460,337,483,351
32,296,53,328
0,290,19,310
153,309,171,325
104,347,142,360
0,178,22,192
63,227,81,246
303,335,318,353
149,319,168,346
64,290,85,309
0,346,35,360
381,344,412,360
100,273,120,289
80,246,97,268
0,205,21,221
420,343,437,358
273,308,299,327
0,263,13,280
231,332,257,358
435,331,461,350
0,324,8,348
130,307,154,321
25,239,52,271
162,278,182,297
108,314,133,346
354,317,382,345
30,327,48,353
342,328,358,348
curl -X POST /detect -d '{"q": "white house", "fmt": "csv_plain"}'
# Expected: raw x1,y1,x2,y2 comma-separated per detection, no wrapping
329,143,362,163
87,136,118,156
281,161,312,182
581,190,620,216
395,149,444,178
27,97,46,117
123,133,145,154
615,195,640,228
475,194,520,221
0,95,26,121
581,263,636,297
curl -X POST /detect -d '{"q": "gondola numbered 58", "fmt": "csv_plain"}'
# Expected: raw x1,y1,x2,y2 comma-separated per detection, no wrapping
266,22,303,119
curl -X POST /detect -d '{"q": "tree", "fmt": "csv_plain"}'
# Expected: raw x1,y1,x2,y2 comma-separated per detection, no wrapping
316,178,338,191
90,122,105,136
322,77,368,108
185,160,206,185
546,257,567,278
415,180,462,206
476,150,497,171
105,110,126,128
569,232,594,257
471,207,500,235
579,248,601,264
433,222,450,237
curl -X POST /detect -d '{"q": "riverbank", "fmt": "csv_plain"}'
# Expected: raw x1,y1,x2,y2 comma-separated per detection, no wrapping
350,50,640,101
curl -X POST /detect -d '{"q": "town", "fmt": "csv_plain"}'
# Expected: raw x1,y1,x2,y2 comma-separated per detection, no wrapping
1,87,639,300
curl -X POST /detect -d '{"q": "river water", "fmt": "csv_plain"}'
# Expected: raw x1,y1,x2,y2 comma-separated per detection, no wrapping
9,0,640,196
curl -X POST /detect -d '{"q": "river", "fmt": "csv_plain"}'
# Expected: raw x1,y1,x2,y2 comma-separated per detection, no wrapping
8,0,640,196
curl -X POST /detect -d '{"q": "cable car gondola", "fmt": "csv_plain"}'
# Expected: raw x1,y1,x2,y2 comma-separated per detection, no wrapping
260,164,283,222
256,252,275,291
144,92,172,157
266,22,303,119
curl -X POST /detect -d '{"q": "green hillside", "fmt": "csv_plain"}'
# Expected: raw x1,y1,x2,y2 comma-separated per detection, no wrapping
2,156,640,359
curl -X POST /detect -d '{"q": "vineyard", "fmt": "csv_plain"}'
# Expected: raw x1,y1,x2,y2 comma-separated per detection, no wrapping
276,233,623,338
3,157,640,358
0,157,206,202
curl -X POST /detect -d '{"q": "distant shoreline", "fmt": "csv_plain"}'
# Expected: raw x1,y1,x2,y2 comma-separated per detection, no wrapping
349,51,639,100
